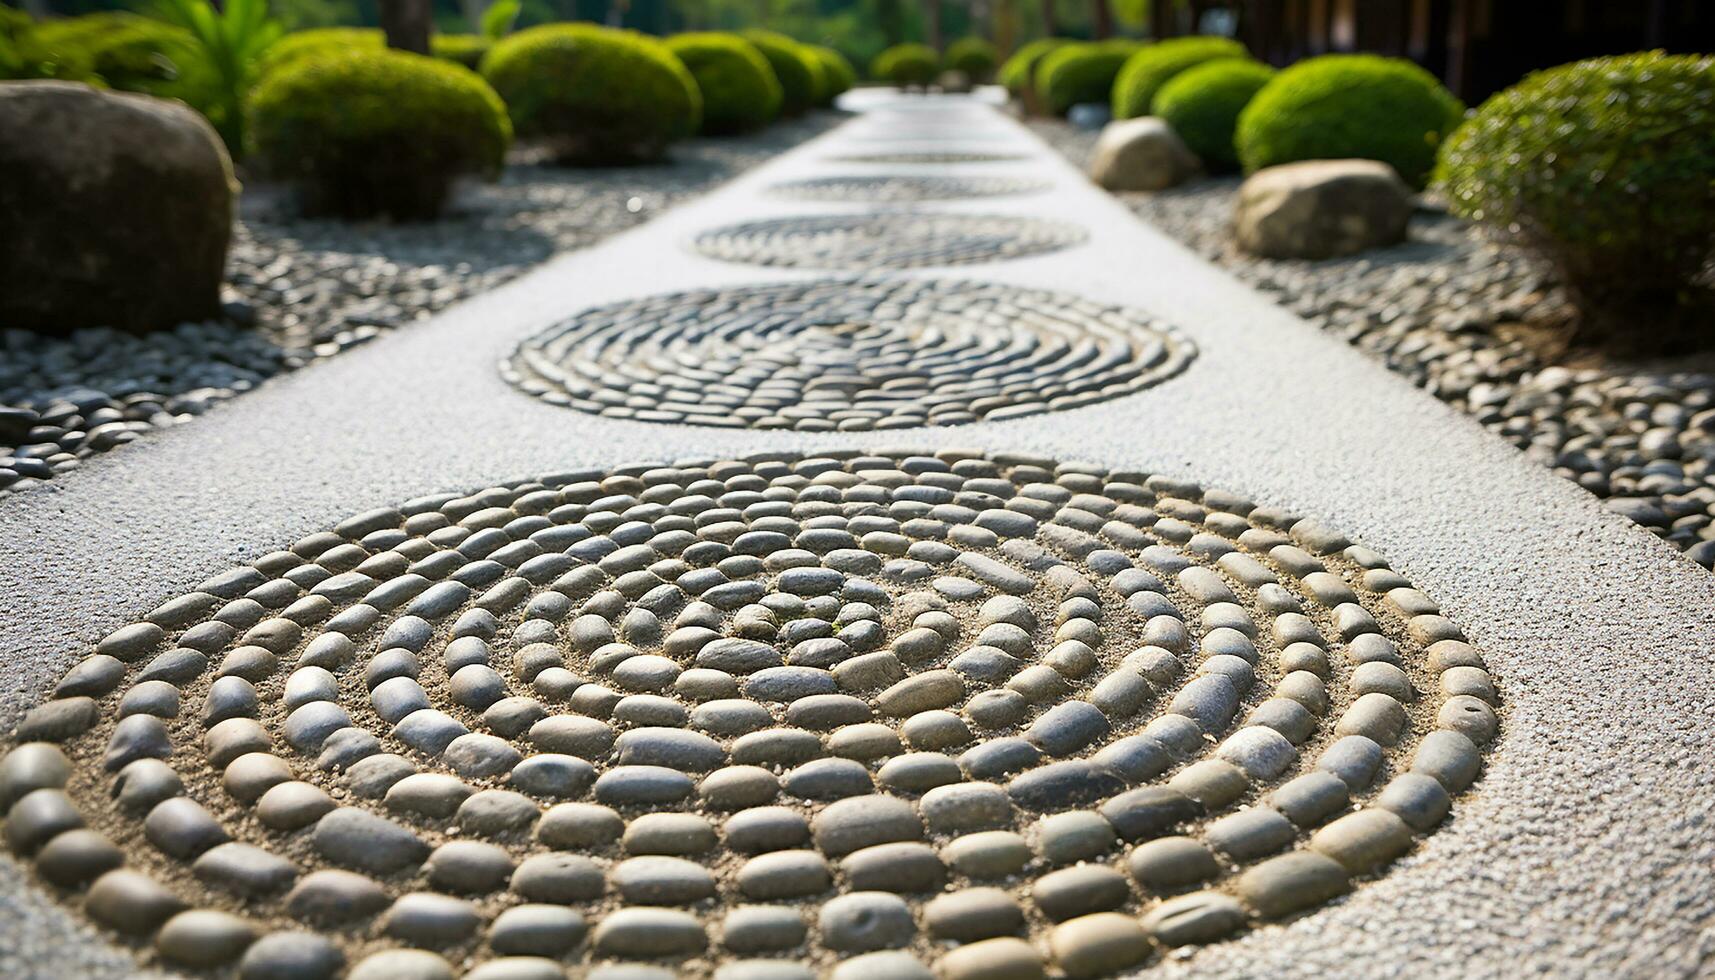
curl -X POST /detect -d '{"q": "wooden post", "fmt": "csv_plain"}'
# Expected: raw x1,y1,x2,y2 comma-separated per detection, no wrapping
379,0,432,54
1092,0,1113,38
1041,0,1057,37
928,0,944,50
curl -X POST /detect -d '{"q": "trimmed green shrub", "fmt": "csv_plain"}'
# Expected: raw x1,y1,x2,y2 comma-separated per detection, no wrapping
871,42,938,88
810,44,855,104
1154,58,1274,170
1235,53,1462,189
249,49,509,220
743,30,821,116
432,34,490,69
258,27,380,76
998,37,1068,97
665,32,782,134
1111,35,1248,118
1036,40,1135,116
482,23,700,164
946,37,997,81
1437,51,1715,347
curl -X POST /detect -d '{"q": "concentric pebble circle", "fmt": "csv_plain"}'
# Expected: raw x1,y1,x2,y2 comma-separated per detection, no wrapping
690,214,1088,270
827,151,1029,165
769,175,1052,203
500,278,1195,429
0,450,1498,979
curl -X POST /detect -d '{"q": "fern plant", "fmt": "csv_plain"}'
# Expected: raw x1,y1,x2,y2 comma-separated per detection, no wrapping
147,0,282,155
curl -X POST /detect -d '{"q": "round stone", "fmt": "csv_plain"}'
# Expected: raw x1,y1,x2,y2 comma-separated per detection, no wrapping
237,931,346,980
156,909,258,967
818,891,916,952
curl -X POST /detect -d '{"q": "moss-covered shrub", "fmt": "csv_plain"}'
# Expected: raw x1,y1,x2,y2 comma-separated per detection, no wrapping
1036,40,1136,116
1111,35,1248,118
743,30,821,116
1437,52,1715,347
432,34,490,69
249,49,509,220
482,23,700,164
872,42,939,88
946,37,997,81
1154,58,1274,171
1235,53,1462,189
258,27,381,76
665,32,782,134
810,44,855,104
998,37,1068,98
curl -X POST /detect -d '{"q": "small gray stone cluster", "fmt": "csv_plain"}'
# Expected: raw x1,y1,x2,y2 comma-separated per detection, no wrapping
503,278,1195,429
1041,120,1715,568
0,450,1493,978
0,115,841,498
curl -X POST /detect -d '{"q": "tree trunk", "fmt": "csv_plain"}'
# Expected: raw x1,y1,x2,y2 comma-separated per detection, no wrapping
460,0,488,35
1092,0,1112,38
927,0,943,50
996,0,1017,53
608,0,630,26
379,0,432,54
1040,0,1056,36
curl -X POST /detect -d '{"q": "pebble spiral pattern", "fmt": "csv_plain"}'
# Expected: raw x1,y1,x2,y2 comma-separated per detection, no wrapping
768,175,1051,203
499,279,1195,430
826,151,1028,165
690,213,1088,270
0,450,1497,979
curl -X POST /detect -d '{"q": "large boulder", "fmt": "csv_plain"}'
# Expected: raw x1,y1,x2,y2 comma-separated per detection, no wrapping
1234,159,1412,260
0,82,235,334
1089,117,1198,192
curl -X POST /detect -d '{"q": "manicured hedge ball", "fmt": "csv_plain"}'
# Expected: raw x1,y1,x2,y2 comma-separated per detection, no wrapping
1154,57,1275,170
249,49,510,220
1235,53,1463,189
666,32,783,134
482,23,701,165
1111,35,1250,119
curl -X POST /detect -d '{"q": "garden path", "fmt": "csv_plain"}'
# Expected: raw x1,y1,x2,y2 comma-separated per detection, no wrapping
1,90,1713,979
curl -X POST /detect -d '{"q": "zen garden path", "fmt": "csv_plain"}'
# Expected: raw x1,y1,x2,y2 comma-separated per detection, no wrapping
2,90,1713,980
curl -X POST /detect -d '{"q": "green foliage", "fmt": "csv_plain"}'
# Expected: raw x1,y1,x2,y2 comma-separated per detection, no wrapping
945,36,996,81
249,48,510,220
258,27,380,77
665,32,782,134
1236,53,1463,189
997,37,1068,97
742,29,820,116
1437,51,1715,342
482,23,700,164
871,42,937,87
147,0,282,155
1111,35,1248,119
809,44,856,104
432,34,490,68
1154,57,1273,171
32,13,197,95
1036,40,1133,116
481,0,521,40
0,9,90,80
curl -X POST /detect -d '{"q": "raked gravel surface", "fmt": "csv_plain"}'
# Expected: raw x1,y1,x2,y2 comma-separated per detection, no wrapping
1032,117,1715,569
0,113,840,499
1,91,1713,978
